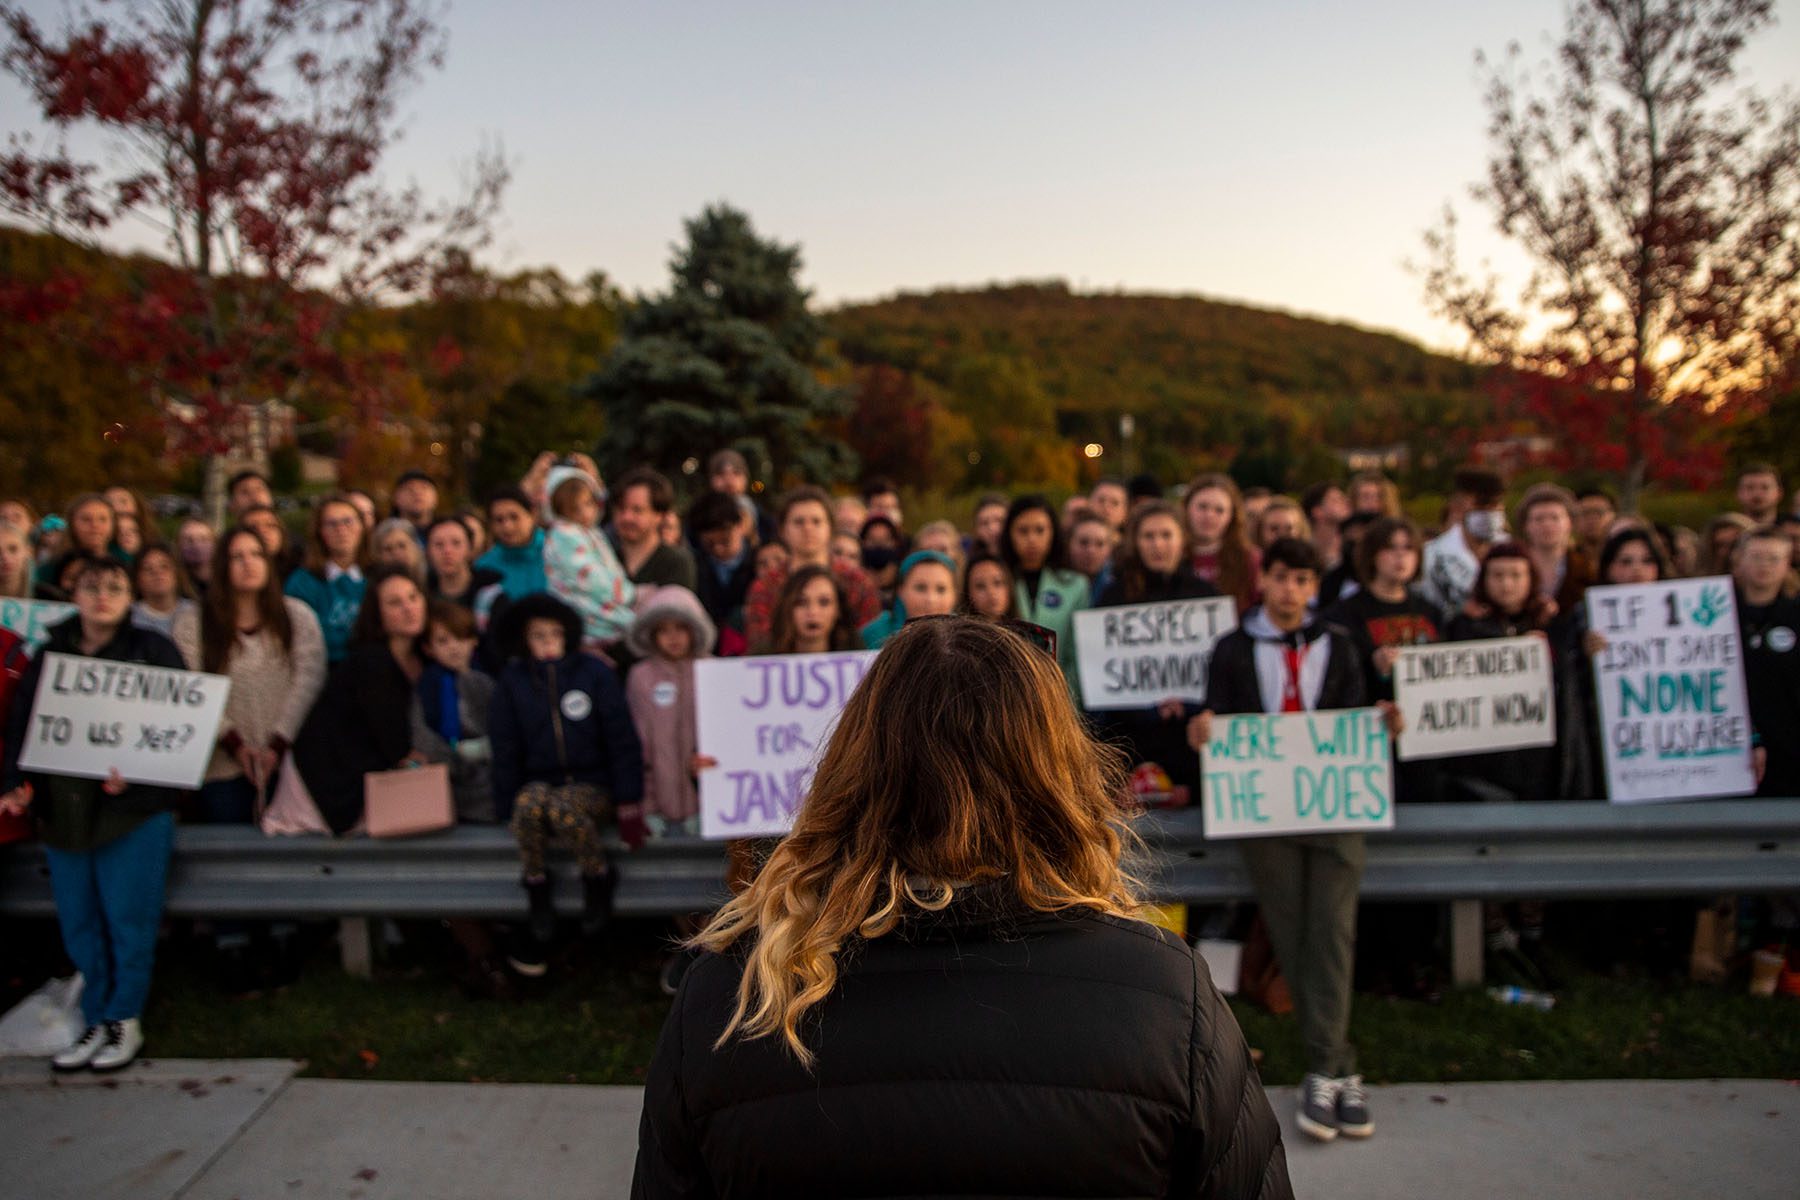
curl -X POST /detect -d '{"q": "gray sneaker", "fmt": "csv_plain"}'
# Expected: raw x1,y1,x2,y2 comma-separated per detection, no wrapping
1296,1072,1341,1142
1335,1073,1373,1138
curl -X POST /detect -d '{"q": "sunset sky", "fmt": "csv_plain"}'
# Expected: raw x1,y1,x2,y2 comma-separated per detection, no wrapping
6,0,1799,352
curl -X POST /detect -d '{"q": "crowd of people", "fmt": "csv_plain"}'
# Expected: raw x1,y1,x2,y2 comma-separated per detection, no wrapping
0,451,1795,1140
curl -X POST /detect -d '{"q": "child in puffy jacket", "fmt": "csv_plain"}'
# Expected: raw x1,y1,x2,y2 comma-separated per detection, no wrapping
541,464,635,649
489,594,644,963
624,586,715,838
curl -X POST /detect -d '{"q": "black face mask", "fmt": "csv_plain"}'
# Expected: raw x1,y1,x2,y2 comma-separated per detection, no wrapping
861,546,901,572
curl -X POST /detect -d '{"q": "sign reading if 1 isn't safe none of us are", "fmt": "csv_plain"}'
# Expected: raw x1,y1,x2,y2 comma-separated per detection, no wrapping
1586,577,1756,804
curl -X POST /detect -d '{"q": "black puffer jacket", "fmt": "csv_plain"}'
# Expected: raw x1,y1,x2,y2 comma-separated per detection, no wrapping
633,896,1291,1199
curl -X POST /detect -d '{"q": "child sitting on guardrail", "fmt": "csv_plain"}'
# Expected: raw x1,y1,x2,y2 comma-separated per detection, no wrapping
623,587,713,839
489,595,644,974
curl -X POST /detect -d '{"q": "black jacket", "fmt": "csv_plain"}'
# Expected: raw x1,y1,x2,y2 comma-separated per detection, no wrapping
1,615,187,827
290,641,417,834
1441,612,1563,803
633,898,1291,1199
487,594,643,818
1204,609,1367,717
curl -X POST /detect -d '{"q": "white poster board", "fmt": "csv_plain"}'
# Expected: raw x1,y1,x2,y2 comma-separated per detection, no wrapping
1585,576,1756,803
1074,596,1237,711
1200,708,1394,839
694,651,877,839
16,652,231,789
1393,636,1556,761
0,598,78,655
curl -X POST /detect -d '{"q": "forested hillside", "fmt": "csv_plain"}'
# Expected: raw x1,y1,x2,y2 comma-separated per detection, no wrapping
827,281,1489,493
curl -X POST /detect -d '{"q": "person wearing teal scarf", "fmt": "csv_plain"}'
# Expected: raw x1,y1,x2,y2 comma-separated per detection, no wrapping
860,550,959,649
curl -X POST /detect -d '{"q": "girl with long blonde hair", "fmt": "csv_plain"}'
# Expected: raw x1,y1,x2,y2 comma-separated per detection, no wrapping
634,615,1287,1198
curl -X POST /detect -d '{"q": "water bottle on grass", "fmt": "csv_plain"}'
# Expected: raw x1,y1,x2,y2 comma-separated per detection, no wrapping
1488,985,1555,1010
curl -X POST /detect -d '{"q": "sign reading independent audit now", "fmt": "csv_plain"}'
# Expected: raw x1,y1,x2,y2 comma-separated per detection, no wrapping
1392,635,1556,761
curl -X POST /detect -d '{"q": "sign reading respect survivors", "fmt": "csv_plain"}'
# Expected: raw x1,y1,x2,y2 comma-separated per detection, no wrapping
1200,708,1394,839
1585,577,1756,803
1074,596,1237,711
694,651,877,839
17,653,231,790
1393,636,1556,761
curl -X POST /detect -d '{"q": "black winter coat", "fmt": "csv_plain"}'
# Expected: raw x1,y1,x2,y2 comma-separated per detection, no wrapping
487,650,643,818
290,642,418,834
632,899,1291,1199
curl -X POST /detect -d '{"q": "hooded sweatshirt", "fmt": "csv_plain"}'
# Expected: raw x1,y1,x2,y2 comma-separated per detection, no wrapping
540,465,636,645
1204,607,1367,717
624,587,716,824
476,527,549,600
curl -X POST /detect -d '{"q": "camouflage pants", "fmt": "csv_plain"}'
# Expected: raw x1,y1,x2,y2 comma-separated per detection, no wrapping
510,782,611,878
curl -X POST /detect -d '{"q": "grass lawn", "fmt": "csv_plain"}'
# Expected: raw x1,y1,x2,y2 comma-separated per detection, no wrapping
38,915,1781,1088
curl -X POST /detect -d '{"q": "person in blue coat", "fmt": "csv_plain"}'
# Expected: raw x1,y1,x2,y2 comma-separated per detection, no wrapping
489,594,643,961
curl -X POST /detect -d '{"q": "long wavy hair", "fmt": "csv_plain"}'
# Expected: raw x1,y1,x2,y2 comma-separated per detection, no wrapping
1183,473,1255,603
1115,500,1192,602
201,528,294,674
695,615,1140,1068
765,564,860,654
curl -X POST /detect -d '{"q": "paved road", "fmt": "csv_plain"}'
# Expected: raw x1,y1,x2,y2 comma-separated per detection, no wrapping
4,1059,1796,1198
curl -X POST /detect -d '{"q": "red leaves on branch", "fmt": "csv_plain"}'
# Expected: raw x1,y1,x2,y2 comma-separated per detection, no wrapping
0,1,507,458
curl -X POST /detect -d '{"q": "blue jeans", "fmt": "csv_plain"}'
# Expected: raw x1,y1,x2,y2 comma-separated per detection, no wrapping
44,811,176,1026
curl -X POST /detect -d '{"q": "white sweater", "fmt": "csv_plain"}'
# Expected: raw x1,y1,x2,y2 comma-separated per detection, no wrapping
171,599,328,784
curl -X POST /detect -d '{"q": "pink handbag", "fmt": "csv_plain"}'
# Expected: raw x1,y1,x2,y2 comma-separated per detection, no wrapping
364,763,454,838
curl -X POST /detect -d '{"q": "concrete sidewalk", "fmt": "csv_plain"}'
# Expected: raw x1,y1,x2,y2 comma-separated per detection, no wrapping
3,1060,1796,1198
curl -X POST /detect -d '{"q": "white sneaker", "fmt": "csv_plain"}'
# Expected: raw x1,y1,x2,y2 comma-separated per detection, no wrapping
51,1024,108,1072
88,1019,143,1073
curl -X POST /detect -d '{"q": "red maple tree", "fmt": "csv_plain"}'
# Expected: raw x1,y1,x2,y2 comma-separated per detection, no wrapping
0,0,506,497
1421,0,1799,506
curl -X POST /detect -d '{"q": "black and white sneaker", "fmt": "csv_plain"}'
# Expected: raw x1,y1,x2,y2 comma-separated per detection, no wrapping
1335,1074,1373,1138
51,1023,108,1072
1296,1072,1341,1142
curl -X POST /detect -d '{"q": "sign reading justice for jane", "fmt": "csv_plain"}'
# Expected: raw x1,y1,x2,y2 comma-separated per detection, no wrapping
695,651,877,839
1393,636,1556,761
1074,596,1237,711
17,653,231,790
1200,708,1394,839
1586,577,1755,804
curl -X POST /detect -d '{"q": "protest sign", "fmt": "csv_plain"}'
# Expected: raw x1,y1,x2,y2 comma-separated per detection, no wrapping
1586,576,1756,803
0,598,78,655
1074,596,1237,711
1393,635,1556,761
1200,708,1394,839
16,653,231,789
695,650,877,839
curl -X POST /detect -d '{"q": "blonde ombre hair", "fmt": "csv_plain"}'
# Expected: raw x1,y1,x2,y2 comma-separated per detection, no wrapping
696,615,1141,1067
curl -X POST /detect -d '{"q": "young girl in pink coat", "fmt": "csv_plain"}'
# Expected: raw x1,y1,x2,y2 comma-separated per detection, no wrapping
624,586,715,838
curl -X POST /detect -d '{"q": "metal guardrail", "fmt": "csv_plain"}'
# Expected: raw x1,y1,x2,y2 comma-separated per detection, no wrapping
3,801,1797,982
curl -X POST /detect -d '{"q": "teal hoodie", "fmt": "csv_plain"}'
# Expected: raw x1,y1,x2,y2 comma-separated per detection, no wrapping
476,528,548,600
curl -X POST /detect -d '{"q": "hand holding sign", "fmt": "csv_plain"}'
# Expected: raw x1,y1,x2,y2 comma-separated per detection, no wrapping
1585,576,1755,803
17,653,231,790
1200,708,1395,839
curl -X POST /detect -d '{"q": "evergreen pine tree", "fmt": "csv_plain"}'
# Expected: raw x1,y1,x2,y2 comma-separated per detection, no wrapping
584,205,856,487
